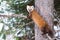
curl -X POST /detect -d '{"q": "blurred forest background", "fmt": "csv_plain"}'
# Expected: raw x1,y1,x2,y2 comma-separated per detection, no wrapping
0,0,60,40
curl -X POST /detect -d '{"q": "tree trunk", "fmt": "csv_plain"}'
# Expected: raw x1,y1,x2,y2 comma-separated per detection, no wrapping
35,0,54,40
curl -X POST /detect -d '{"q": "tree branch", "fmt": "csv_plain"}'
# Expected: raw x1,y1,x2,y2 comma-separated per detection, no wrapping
0,14,27,18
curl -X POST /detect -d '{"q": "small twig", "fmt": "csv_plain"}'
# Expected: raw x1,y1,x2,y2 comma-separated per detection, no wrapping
46,34,54,40
25,21,34,26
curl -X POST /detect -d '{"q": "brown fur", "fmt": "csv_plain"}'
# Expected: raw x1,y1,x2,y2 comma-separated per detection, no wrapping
28,9,54,38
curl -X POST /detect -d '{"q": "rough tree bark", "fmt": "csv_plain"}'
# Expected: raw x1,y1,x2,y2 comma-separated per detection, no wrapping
35,0,54,40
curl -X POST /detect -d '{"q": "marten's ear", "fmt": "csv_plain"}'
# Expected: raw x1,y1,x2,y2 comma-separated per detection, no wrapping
26,5,34,13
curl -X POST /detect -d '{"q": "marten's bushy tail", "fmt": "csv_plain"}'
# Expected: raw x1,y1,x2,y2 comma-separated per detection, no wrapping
42,24,54,38
48,28,54,38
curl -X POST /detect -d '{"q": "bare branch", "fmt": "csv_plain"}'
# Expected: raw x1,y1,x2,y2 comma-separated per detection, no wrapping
0,14,27,18
16,21,34,27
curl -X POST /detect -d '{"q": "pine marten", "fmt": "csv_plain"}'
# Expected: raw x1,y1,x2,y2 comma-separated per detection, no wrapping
26,5,54,38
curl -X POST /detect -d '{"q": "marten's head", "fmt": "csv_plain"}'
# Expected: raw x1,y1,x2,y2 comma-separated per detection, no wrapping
26,5,34,19
26,5,34,13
